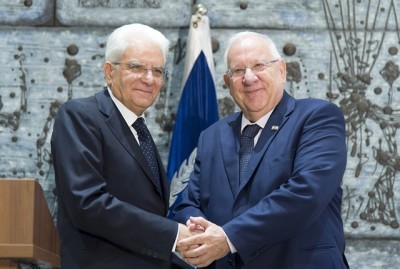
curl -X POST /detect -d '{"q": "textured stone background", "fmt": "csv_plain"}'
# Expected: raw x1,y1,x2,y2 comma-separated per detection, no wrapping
0,0,399,268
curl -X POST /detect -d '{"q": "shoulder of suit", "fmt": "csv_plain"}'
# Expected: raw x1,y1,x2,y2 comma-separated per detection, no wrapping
58,94,98,117
295,97,332,108
295,98,342,116
201,112,240,135
216,112,240,126
62,95,96,108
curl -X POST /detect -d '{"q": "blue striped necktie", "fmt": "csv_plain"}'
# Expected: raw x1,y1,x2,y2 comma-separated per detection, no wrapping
239,124,261,184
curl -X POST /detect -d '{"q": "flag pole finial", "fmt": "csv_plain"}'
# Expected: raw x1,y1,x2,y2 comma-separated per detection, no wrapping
192,3,207,16
191,4,208,28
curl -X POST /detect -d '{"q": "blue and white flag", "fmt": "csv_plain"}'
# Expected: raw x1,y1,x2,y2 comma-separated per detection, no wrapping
167,9,219,215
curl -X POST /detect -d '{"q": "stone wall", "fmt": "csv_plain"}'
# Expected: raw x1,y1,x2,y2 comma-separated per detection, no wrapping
0,0,399,268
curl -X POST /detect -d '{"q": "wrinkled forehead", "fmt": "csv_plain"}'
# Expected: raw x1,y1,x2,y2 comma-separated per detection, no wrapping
227,36,273,65
121,39,164,65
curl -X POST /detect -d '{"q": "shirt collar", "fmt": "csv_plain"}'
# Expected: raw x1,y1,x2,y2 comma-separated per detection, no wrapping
107,87,144,126
241,109,274,132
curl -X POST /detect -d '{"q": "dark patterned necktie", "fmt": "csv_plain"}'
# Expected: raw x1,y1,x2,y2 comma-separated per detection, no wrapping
132,118,161,191
239,124,261,184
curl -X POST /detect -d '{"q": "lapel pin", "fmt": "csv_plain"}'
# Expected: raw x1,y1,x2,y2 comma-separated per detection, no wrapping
271,125,279,131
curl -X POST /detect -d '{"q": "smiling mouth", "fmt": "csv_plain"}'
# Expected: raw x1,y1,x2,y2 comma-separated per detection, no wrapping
134,88,153,94
244,88,261,94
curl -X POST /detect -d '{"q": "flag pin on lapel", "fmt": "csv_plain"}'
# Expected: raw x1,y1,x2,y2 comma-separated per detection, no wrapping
271,125,279,131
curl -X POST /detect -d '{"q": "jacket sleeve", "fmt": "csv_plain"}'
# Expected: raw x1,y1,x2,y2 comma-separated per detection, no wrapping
172,132,207,224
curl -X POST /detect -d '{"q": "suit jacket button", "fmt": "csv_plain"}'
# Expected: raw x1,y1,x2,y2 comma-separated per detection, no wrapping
147,249,153,256
141,248,147,254
152,252,158,258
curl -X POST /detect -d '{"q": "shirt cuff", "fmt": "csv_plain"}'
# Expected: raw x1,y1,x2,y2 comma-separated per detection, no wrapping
172,228,179,251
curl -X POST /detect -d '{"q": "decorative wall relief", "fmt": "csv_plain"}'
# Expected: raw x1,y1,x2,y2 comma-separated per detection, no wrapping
198,0,328,29
56,0,192,27
0,0,54,25
322,0,400,235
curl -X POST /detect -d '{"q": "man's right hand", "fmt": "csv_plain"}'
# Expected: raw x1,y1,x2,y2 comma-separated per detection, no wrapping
177,223,192,242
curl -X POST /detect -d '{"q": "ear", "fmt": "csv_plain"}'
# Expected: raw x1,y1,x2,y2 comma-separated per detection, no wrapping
104,61,114,86
223,73,231,89
278,60,287,81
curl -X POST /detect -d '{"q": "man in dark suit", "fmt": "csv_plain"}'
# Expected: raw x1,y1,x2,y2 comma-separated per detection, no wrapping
51,23,191,269
173,32,350,269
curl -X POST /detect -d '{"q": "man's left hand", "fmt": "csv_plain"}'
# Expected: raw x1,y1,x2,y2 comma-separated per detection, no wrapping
177,217,230,268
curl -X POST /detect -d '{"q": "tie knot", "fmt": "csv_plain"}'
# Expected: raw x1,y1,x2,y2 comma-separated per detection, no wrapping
132,117,150,140
242,124,261,139
132,117,146,132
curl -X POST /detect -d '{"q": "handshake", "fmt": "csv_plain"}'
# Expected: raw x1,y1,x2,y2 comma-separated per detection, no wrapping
175,216,231,268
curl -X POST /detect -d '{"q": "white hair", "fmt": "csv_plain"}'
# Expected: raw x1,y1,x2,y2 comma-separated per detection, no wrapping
105,23,170,65
223,31,281,68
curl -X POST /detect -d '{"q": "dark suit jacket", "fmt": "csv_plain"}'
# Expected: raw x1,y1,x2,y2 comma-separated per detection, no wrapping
51,89,178,269
173,92,350,269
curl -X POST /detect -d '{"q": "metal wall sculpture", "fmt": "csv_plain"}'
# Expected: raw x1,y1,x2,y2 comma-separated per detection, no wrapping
323,0,400,235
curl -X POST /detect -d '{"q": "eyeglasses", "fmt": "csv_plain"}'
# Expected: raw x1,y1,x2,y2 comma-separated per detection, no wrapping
112,62,166,79
226,59,280,78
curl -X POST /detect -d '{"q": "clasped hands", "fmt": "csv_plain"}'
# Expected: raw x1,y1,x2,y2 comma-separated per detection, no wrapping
177,216,230,268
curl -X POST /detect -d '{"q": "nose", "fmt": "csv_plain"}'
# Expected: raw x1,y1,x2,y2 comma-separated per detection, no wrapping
141,69,155,84
243,67,258,84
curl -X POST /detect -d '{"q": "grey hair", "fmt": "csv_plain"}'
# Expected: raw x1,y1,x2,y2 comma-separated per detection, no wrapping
105,23,170,65
223,31,281,68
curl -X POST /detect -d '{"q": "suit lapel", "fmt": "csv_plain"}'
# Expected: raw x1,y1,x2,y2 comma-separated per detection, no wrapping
95,89,165,199
220,113,242,198
238,92,295,190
